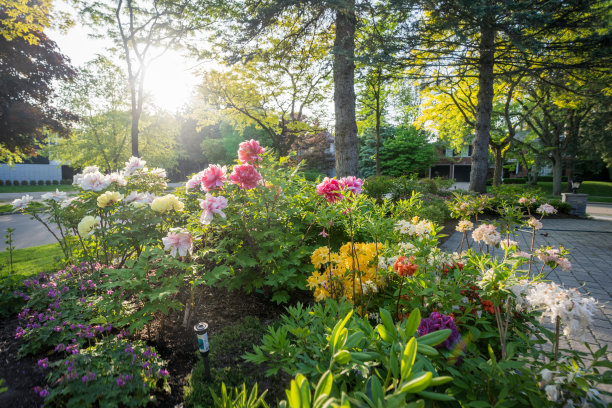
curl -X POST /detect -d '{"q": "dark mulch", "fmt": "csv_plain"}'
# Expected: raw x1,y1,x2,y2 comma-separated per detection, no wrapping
0,316,45,408
148,285,290,407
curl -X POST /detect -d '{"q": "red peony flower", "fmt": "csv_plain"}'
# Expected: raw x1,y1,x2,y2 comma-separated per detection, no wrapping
229,164,262,190
238,139,266,165
316,177,343,203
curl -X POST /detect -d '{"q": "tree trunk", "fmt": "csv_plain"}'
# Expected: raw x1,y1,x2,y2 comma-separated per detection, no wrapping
375,99,381,177
492,145,503,187
551,150,563,196
333,0,359,177
129,76,140,157
468,21,496,193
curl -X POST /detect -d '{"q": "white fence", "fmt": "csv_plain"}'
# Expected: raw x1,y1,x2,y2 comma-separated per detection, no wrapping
0,162,62,183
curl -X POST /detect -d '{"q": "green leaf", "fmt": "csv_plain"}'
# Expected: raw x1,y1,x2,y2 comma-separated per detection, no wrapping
370,376,384,407
416,343,438,356
429,376,452,386
416,391,455,401
417,329,451,347
376,324,393,343
334,350,351,365
401,337,417,380
313,371,333,401
330,310,353,353
404,309,420,339
379,308,397,339
399,372,432,394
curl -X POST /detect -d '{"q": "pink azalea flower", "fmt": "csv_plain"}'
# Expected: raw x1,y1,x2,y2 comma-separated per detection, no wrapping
201,164,227,191
199,194,228,224
238,139,265,165
162,228,193,257
229,164,262,190
339,176,363,197
316,177,343,203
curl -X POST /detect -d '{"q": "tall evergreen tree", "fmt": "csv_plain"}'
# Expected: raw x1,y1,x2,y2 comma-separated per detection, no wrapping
391,0,611,192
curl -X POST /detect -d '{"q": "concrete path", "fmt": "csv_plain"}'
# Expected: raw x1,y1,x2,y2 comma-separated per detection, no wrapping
0,213,60,249
442,218,612,396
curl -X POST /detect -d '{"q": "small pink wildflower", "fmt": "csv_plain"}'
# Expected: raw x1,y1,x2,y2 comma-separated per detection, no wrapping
319,229,328,238
162,228,193,257
238,139,265,165
316,178,343,203
199,194,228,225
201,164,227,190
229,164,262,190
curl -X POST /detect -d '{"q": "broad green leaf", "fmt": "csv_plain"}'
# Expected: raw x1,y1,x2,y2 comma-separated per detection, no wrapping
417,329,451,347
401,337,417,380
404,309,421,339
399,372,432,393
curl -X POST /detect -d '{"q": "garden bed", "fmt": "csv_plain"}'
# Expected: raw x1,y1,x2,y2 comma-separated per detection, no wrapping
0,284,293,407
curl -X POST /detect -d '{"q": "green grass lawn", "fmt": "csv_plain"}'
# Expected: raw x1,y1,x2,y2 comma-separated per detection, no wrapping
0,243,64,277
0,204,13,213
0,184,75,194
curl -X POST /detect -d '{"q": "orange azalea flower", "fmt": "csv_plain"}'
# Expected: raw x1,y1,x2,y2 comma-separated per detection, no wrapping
394,256,418,277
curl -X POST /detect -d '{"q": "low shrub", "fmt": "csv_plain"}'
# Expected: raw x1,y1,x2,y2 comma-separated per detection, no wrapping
52,180,59,185
504,178,526,184
21,180,28,186
45,180,51,185
13,180,19,186
38,180,44,185
29,180,36,186
60,179,72,185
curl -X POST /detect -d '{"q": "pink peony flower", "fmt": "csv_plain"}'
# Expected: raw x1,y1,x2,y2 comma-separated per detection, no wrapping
201,164,227,191
199,194,228,224
162,228,193,257
186,171,204,191
316,177,343,203
229,164,262,190
339,176,363,197
238,139,266,165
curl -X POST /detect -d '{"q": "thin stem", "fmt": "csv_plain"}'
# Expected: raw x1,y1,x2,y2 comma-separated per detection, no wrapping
528,227,536,275
459,231,465,254
396,276,405,319
554,316,560,361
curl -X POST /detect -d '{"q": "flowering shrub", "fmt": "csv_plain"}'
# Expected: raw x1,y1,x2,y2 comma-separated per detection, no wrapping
43,336,168,407
307,242,385,302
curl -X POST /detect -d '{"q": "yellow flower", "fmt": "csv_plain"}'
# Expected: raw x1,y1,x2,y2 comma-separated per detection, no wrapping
311,246,331,269
97,191,124,208
78,215,101,237
150,194,184,213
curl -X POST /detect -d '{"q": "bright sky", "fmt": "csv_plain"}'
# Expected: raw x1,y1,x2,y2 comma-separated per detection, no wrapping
47,7,203,113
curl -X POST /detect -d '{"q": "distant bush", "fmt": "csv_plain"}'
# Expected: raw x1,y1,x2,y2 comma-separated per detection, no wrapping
504,178,526,184
20,180,28,186
29,180,36,186
45,180,51,185
60,179,71,185
38,180,44,185
301,170,325,182
52,180,59,185
0,180,4,186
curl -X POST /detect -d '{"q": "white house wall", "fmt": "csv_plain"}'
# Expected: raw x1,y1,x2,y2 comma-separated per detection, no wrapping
0,162,62,182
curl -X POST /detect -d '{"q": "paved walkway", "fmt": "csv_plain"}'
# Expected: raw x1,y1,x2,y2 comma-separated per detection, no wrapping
442,217,612,396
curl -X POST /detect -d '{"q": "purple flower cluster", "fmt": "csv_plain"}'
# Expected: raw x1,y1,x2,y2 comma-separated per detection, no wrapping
32,386,48,398
418,312,461,350
116,373,134,387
